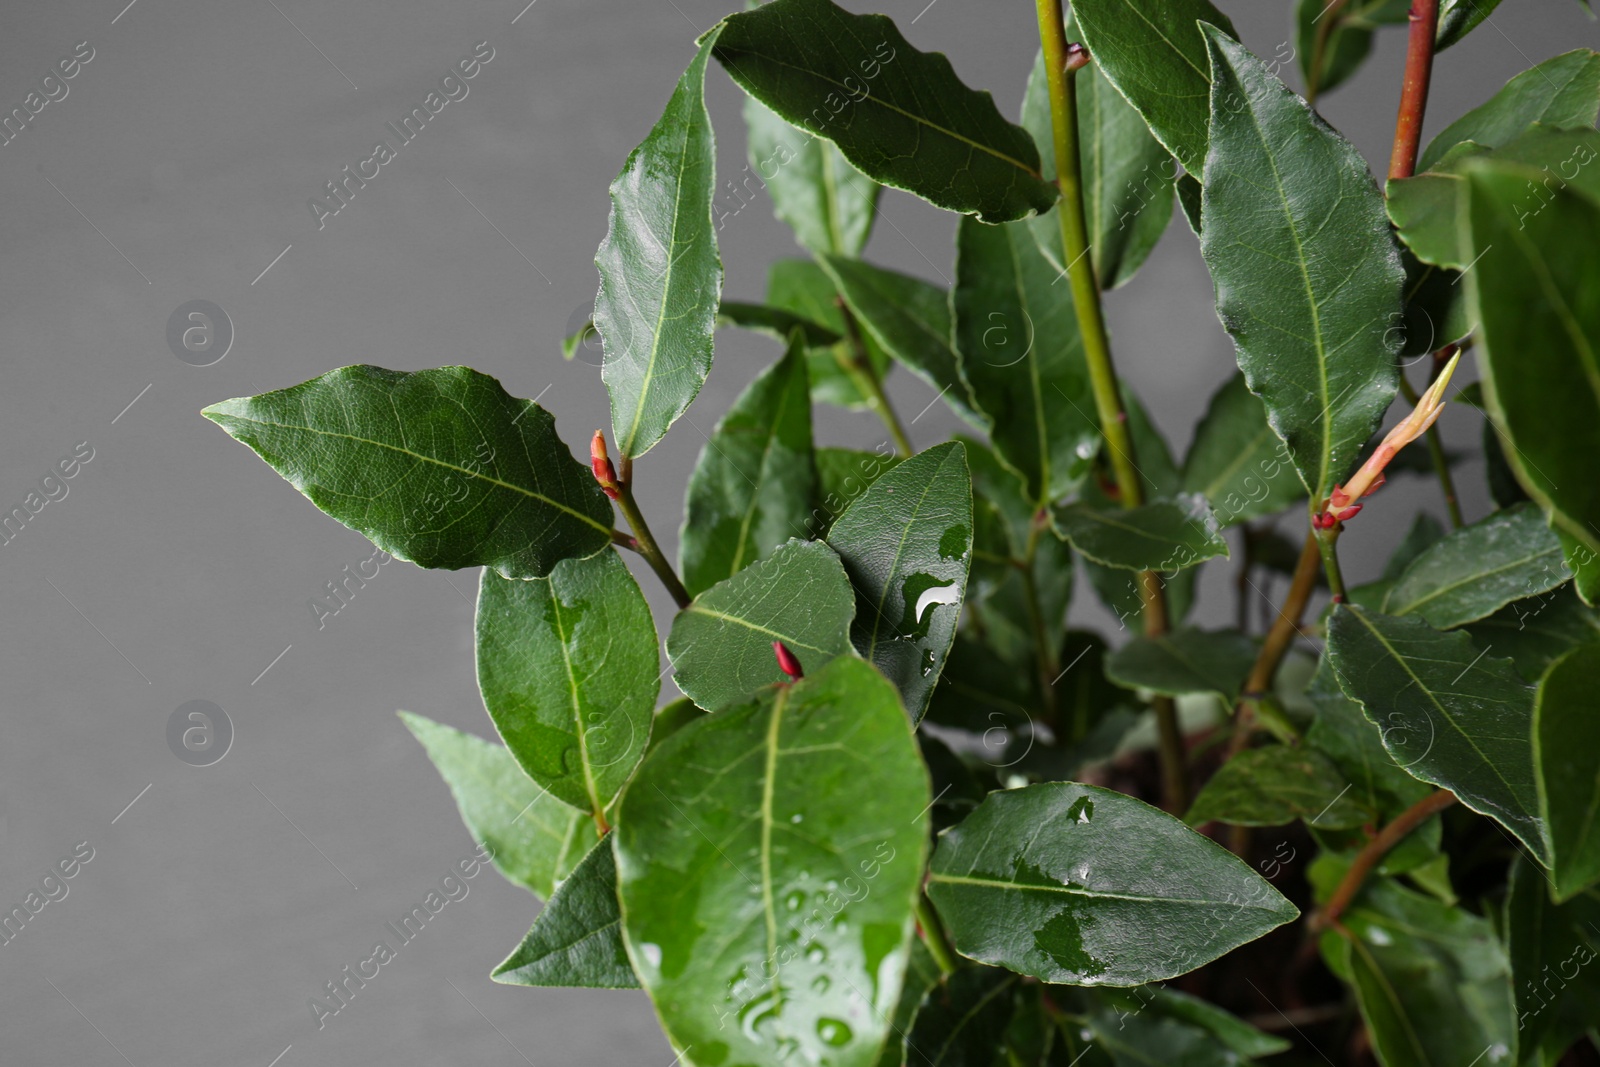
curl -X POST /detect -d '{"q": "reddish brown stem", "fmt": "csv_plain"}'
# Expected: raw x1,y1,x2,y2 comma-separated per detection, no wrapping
1226,530,1322,761
1388,0,1442,181
1317,789,1457,928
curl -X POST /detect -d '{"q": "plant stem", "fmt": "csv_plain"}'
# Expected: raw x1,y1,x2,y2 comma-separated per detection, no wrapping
914,893,960,976
614,459,692,610
1317,789,1456,928
1399,373,1463,528
1388,0,1442,181
1036,0,1187,812
837,300,913,458
1313,523,1348,601
1227,530,1322,760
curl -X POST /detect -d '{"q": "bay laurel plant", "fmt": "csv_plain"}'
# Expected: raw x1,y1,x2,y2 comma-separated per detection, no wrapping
202,0,1600,1062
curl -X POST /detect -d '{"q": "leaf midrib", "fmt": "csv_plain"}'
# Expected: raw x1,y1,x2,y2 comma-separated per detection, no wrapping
928,871,1288,913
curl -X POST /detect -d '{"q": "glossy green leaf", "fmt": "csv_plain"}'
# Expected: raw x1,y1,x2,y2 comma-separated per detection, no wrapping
1417,48,1600,172
647,697,707,755
615,656,929,1067
595,31,723,459
667,538,856,711
814,447,901,533
871,939,938,1067
1181,373,1306,526
1435,0,1503,50
1465,164,1600,571
744,95,877,257
1559,529,1600,607
766,258,892,410
1535,645,1600,900
203,366,613,580
1326,606,1547,859
1505,856,1600,1059
1186,745,1371,830
1069,0,1239,175
826,443,972,723
953,215,1097,505
1085,1006,1233,1067
1383,503,1571,630
1199,26,1403,504
476,552,657,817
398,712,596,899
718,300,842,347
681,340,817,597
926,782,1297,985
1130,988,1291,1059
1338,877,1516,1067
1021,41,1174,290
903,967,1019,1067
1306,661,1434,819
1053,495,1227,573
1465,587,1600,683
713,0,1056,223
1104,628,1256,703
1383,512,1447,581
493,836,636,989
1294,0,1408,100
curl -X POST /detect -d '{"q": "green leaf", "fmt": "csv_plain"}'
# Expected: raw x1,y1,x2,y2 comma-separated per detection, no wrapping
1383,512,1447,581
718,300,842,347
871,940,939,1067
926,782,1297,985
595,31,723,459
766,258,893,410
202,366,614,580
1295,0,1408,100
713,0,1056,223
1130,988,1291,1060
681,339,817,597
647,697,707,755
1465,587,1600,683
1326,606,1547,859
1505,855,1600,1059
1535,644,1600,900
1383,503,1571,630
615,656,929,1067
817,255,985,428
1085,1005,1234,1067
1104,628,1256,704
1185,745,1372,830
903,967,1020,1067
1417,48,1600,172
1305,661,1434,819
826,443,972,723
744,95,878,257
1021,40,1174,290
475,552,657,817
1180,373,1306,526
1389,126,1600,270
814,447,901,532
953,216,1098,505
1069,0,1239,175
1435,0,1503,50
1053,495,1227,572
1198,26,1403,504
666,538,857,711
1465,164,1600,571
398,712,596,899
492,836,637,989
1339,877,1516,1067
1559,528,1600,607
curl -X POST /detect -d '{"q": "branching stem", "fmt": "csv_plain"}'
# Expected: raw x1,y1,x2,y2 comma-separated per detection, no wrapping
1317,789,1457,928
614,457,693,610
837,300,914,458
1227,530,1322,760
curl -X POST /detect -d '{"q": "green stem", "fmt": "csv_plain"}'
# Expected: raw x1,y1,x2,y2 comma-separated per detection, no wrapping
614,459,692,610
1020,516,1061,728
1399,374,1464,528
914,893,960,976
1314,523,1348,601
1036,0,1186,812
837,301,913,458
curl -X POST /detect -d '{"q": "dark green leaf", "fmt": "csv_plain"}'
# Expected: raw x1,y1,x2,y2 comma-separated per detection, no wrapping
1181,373,1305,526
667,538,857,711
1383,503,1571,629
767,258,894,410
1295,0,1408,100
872,940,939,1067
1306,660,1434,819
1053,495,1227,572
1435,0,1503,50
718,300,842,347
818,255,985,428
954,216,1097,505
1465,587,1600,683
1085,1006,1233,1067
681,339,817,596
203,366,613,579
826,443,973,723
492,836,637,989
1105,628,1256,703
713,0,1056,223
398,712,595,899
1465,164,1600,572
1535,644,1600,900
814,447,902,532
1069,0,1239,175
1505,856,1600,1058
744,95,878,257
1560,529,1600,608
926,782,1297,985
1199,26,1403,504
1326,606,1546,859
1417,48,1600,172
615,656,929,1067
1176,172,1203,233
595,31,724,459
1081,554,1198,630
1022,40,1174,290
903,967,1019,1067
647,697,707,755
1132,987,1291,1059
1186,745,1372,830
476,552,657,817
1383,512,1447,581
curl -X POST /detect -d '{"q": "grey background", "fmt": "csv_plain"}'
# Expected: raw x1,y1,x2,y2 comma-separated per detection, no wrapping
0,0,1590,1064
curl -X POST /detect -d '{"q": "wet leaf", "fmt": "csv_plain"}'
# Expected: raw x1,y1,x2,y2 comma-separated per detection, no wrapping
1053,495,1227,573
493,835,637,989
903,967,1019,1067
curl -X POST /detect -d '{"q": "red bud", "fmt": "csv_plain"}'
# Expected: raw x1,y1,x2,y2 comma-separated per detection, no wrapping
590,430,621,500
773,641,803,680
1335,504,1363,522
